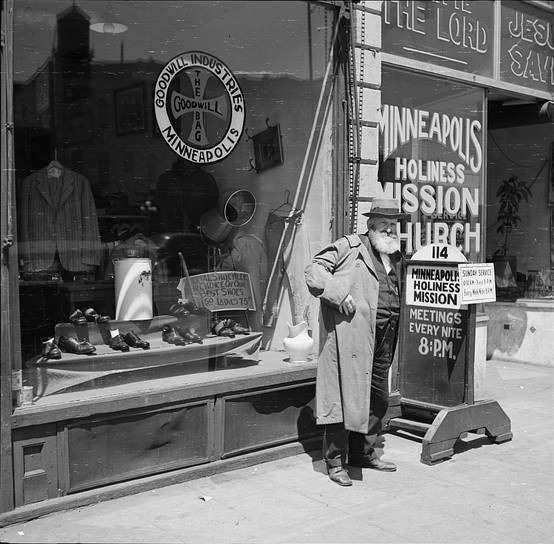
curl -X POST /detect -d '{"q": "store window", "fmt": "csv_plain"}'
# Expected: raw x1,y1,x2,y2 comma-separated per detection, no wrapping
13,1,339,395
379,67,486,262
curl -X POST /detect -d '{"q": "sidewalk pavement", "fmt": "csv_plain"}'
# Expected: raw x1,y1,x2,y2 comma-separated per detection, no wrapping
1,357,553,544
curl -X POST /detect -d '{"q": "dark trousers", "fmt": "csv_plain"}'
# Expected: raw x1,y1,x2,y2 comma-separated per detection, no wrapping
323,317,397,469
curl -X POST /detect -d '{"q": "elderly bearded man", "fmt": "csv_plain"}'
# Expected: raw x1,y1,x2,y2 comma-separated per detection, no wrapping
305,198,408,486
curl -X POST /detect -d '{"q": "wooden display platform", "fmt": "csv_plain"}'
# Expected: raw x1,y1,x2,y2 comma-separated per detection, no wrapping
24,316,262,396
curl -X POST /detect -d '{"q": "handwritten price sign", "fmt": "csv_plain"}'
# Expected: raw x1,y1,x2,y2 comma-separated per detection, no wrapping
178,271,255,311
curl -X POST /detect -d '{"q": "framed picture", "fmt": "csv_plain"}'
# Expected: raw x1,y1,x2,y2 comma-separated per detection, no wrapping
252,123,284,173
114,83,147,136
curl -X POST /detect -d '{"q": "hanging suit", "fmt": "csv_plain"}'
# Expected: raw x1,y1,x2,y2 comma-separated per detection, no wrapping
19,166,102,273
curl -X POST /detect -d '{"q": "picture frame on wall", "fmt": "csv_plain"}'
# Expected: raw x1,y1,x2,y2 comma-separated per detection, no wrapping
252,123,284,173
114,83,147,136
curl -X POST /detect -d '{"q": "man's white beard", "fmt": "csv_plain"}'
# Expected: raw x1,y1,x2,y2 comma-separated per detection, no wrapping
368,229,400,254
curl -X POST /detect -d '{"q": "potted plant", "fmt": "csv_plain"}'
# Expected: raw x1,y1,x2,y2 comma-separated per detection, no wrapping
493,174,532,282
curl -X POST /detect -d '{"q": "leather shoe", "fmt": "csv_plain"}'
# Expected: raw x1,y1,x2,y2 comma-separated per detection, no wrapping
41,337,61,359
328,467,352,486
162,325,188,345
84,308,111,323
211,319,235,338
58,335,96,355
227,319,250,335
109,334,130,352
69,309,87,326
169,303,190,319
123,331,150,349
175,325,203,344
348,457,397,472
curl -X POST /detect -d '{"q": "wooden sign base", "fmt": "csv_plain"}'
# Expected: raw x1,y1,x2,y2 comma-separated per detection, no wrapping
387,397,513,465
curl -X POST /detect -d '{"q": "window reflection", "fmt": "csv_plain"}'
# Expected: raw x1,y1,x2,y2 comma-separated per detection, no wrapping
14,1,336,369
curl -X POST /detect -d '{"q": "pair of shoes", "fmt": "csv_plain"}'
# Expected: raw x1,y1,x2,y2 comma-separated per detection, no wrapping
109,334,130,352
58,335,96,355
169,303,190,319
83,308,111,323
70,308,110,325
211,318,235,338
69,309,87,326
211,318,249,337
123,331,150,350
348,457,397,472
328,466,352,486
41,337,61,359
175,325,203,344
226,319,249,335
162,325,189,346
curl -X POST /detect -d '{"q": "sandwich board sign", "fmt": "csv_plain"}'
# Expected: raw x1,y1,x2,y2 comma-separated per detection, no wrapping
388,244,511,464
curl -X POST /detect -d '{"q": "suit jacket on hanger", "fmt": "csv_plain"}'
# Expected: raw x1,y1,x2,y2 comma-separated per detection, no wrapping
19,166,102,273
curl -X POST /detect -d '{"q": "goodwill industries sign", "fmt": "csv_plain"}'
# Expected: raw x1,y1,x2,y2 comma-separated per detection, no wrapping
154,51,245,164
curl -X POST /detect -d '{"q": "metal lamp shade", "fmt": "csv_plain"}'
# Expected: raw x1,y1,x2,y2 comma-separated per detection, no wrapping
219,189,257,227
200,189,256,245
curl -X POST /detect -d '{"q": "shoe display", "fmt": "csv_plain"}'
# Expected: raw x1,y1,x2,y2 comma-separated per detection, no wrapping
83,308,111,323
227,319,250,335
175,325,203,344
58,335,96,355
328,467,352,486
40,337,62,359
348,457,397,472
211,317,249,337
123,331,150,350
162,325,188,345
169,303,190,319
69,309,87,326
211,318,235,338
109,334,130,352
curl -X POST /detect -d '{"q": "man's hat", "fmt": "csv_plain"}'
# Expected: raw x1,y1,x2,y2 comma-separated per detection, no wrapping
362,198,409,219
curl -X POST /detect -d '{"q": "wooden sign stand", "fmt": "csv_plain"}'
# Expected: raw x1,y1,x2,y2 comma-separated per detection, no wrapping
385,245,513,465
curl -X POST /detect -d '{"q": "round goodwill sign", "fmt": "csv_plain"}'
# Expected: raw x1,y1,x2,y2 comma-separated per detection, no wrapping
154,51,245,164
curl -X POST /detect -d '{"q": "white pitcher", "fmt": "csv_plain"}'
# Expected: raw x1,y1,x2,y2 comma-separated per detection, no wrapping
283,320,314,363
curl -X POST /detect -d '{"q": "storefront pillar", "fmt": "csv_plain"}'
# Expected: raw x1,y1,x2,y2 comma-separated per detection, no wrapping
1,0,16,514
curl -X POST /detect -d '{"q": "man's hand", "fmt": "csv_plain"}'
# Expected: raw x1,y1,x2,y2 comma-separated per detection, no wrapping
339,294,356,315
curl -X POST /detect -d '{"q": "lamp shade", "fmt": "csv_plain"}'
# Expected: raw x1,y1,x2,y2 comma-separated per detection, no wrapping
199,189,257,244
90,3,128,34
219,189,257,227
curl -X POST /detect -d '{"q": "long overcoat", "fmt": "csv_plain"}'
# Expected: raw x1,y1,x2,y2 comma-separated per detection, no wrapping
305,234,380,434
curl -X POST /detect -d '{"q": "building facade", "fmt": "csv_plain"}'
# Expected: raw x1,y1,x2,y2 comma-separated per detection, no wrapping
1,0,553,522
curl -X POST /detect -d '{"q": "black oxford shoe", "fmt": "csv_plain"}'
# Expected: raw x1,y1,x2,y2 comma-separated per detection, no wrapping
69,309,87,326
84,308,111,323
175,325,203,344
123,331,150,349
348,457,397,472
162,325,188,345
328,467,352,486
58,335,96,355
109,334,130,352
